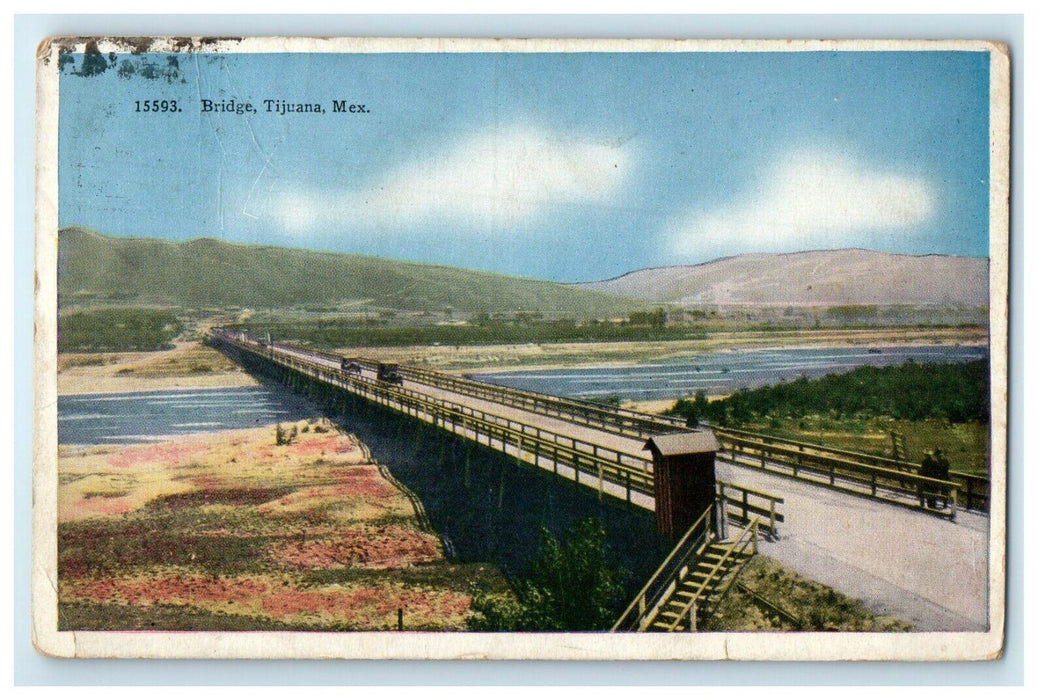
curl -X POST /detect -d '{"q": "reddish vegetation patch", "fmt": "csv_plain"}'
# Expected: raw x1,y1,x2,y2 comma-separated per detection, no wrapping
61,574,472,629
268,528,440,570
190,475,223,490
75,495,137,517
260,472,398,513
59,424,487,631
259,586,470,624
292,478,397,503
289,435,356,458
66,575,269,606
107,442,207,469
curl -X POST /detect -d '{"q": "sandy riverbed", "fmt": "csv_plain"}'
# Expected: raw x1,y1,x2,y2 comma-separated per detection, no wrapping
56,328,986,396
57,341,260,396
56,420,507,631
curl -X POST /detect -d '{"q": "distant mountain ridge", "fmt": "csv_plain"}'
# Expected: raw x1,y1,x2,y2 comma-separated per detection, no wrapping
59,230,988,314
56,227,641,316
576,249,988,308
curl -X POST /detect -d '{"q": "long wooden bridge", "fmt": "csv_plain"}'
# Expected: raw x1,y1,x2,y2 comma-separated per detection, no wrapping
208,329,990,631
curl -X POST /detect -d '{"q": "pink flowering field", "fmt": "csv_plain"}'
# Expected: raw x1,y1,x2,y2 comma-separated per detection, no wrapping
57,420,506,631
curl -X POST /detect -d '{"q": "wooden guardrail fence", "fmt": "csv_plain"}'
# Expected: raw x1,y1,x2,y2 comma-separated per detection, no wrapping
402,364,687,437
212,333,792,526
716,430,963,518
213,332,657,505
253,336,687,438
711,426,989,512
717,481,784,540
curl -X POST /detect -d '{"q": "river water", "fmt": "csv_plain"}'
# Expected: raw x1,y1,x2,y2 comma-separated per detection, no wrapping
57,384,317,445
467,344,987,401
59,344,986,444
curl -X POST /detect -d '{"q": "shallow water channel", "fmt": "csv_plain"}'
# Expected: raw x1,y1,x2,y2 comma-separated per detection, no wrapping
468,344,987,400
58,384,318,445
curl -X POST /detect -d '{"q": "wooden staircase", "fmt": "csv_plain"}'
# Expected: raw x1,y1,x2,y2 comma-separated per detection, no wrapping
645,538,755,632
612,510,761,633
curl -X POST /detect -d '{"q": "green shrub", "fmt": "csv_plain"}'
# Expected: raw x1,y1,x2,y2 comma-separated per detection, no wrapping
469,518,625,631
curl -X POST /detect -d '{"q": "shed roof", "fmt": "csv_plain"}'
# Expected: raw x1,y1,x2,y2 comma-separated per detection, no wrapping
643,430,720,457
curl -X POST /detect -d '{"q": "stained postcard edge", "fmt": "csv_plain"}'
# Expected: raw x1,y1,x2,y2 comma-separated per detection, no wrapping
31,36,1012,661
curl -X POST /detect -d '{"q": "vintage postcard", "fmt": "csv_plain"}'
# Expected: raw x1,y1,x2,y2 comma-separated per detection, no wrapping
33,37,1010,661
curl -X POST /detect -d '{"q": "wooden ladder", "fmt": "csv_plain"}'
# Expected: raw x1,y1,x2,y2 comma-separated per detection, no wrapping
643,521,758,632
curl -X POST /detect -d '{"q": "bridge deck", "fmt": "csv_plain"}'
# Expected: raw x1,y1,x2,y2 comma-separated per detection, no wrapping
285,346,653,460
719,460,989,631
216,334,990,631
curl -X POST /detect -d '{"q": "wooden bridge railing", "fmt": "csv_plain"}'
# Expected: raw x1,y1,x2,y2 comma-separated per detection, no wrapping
213,332,658,505
399,364,686,438
231,333,687,439
717,481,784,540
711,426,989,512
716,431,963,519
213,330,977,519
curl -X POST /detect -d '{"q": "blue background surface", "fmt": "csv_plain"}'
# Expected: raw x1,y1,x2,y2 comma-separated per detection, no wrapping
13,13,1025,686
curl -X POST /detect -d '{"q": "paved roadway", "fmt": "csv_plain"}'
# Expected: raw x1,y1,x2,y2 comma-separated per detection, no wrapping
278,344,991,632
718,461,989,631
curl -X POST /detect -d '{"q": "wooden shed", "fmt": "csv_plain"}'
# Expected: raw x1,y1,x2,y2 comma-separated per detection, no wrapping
644,430,720,538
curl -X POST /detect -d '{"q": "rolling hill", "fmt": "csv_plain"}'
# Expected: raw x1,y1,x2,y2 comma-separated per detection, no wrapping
576,249,989,308
56,227,641,317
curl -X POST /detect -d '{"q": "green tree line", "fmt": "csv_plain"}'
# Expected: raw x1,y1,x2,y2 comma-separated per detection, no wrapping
668,359,989,426
228,318,703,348
58,308,183,352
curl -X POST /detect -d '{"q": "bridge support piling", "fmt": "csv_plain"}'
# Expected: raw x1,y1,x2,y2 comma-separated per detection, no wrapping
464,445,471,489
497,462,506,510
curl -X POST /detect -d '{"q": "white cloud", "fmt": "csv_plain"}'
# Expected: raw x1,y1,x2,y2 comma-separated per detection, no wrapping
359,126,633,228
271,125,633,236
275,191,319,233
670,151,935,256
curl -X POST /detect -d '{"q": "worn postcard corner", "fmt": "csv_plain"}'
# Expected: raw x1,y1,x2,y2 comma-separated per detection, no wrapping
33,36,1010,661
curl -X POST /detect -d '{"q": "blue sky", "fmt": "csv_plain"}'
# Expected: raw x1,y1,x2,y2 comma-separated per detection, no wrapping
58,49,991,283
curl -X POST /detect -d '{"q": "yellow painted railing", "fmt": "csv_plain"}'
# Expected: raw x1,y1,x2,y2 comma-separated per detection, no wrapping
611,504,716,632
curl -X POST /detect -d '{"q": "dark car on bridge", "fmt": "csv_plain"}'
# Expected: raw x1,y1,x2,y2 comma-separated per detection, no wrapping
376,362,403,385
340,357,362,374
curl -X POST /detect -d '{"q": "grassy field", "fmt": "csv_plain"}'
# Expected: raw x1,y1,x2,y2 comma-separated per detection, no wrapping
737,416,990,476
707,556,911,632
57,421,508,631
668,359,991,475
58,307,184,352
